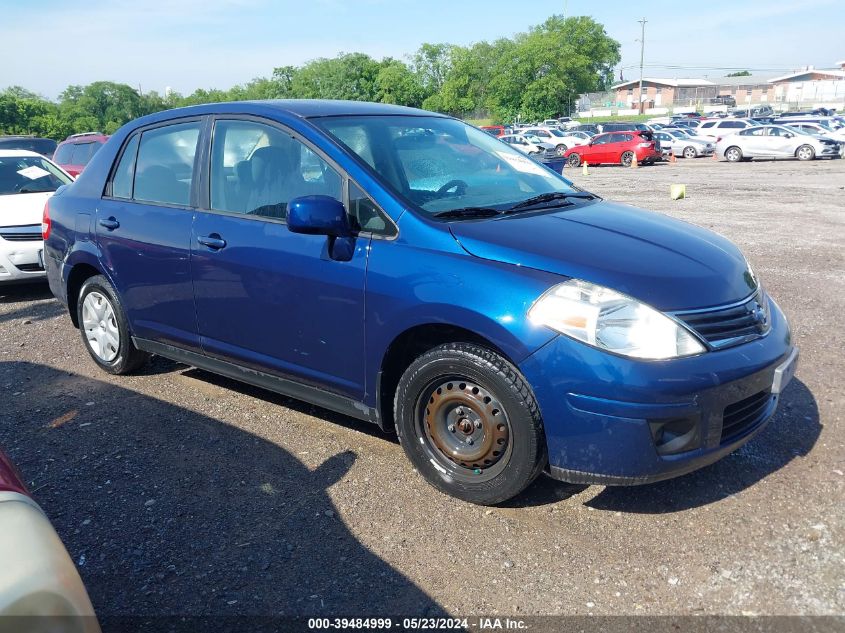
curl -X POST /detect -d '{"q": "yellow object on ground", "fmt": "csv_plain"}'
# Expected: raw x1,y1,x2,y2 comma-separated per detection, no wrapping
630,154,638,168
582,161,589,176
670,184,686,200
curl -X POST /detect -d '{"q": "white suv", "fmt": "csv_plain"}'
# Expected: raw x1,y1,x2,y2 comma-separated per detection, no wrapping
695,119,754,139
0,150,72,284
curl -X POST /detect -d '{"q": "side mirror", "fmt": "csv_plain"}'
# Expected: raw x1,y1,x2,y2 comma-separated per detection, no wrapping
784,133,794,139
287,195,351,237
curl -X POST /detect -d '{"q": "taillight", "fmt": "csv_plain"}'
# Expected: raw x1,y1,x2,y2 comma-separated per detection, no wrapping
42,199,51,240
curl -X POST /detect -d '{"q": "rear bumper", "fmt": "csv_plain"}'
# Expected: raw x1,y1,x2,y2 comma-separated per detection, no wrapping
0,243,46,284
520,296,795,485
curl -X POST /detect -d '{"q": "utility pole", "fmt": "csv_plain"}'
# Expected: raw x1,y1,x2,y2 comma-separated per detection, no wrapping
637,17,647,114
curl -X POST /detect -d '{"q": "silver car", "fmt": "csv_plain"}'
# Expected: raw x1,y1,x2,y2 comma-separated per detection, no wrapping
654,130,715,158
716,125,844,162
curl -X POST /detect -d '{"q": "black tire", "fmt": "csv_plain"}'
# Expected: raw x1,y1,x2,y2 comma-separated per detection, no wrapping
796,144,815,161
555,143,567,156
567,153,581,168
77,274,149,375
724,146,742,162
620,151,634,167
394,342,546,506
683,146,697,159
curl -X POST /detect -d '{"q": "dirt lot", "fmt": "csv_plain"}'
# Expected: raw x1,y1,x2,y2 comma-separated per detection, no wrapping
1,158,843,620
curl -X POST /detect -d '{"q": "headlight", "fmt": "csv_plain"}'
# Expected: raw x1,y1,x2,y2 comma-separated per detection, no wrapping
528,280,706,360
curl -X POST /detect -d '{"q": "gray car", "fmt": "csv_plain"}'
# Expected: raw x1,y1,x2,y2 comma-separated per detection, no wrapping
655,130,715,158
716,125,844,162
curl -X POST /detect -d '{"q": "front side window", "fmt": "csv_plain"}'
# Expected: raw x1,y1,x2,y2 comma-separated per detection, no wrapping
314,115,579,216
210,120,341,219
0,154,72,196
133,122,201,206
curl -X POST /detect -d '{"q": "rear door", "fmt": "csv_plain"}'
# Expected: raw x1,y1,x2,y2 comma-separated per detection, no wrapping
190,117,371,399
96,119,202,350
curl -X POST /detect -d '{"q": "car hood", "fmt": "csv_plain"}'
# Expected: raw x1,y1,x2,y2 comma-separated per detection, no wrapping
0,192,52,228
449,200,755,311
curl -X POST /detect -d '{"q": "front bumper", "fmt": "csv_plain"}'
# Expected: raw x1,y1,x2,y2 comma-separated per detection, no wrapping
519,296,795,485
0,238,46,284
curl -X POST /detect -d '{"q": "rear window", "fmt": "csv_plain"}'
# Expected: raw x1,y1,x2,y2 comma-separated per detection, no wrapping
0,138,57,156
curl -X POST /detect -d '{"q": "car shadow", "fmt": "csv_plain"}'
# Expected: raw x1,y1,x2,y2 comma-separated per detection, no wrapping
0,283,63,324
0,361,445,619
583,378,820,514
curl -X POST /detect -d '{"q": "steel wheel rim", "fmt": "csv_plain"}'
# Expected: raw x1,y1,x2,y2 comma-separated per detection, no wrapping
82,291,120,362
684,147,696,159
416,378,512,482
726,148,740,161
798,146,813,160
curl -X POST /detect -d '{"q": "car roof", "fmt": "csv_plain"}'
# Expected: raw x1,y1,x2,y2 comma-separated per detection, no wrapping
139,100,449,124
0,149,42,157
58,133,110,143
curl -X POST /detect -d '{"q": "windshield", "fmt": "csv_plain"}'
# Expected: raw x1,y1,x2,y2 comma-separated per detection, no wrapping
313,115,579,215
0,155,71,195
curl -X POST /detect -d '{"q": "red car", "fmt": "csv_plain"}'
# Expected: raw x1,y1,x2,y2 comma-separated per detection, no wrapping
53,132,110,177
0,448,99,628
564,130,661,167
480,125,506,137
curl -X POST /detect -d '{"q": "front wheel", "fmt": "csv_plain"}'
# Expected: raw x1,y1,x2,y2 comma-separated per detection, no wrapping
567,153,581,167
394,343,546,506
77,275,149,375
796,144,815,161
683,146,697,159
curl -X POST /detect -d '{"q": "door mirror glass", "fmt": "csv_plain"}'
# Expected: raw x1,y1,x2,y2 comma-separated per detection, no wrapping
287,195,351,237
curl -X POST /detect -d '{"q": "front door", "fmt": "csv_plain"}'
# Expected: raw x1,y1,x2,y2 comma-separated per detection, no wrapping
190,118,369,399
96,119,202,350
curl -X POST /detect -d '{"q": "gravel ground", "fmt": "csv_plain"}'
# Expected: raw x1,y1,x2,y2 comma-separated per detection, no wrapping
1,157,843,620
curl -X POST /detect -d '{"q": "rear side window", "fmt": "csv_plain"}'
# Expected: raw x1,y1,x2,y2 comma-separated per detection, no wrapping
133,122,201,207
721,121,746,129
700,122,716,129
111,134,140,199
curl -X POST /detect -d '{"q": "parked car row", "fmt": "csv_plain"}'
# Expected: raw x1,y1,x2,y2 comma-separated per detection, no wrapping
0,132,109,177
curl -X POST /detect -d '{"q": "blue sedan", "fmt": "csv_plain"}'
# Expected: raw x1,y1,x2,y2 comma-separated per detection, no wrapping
43,100,796,505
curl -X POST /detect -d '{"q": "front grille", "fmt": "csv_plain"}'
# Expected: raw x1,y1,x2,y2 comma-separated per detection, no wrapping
0,224,42,242
721,389,772,441
542,148,557,160
15,263,44,272
674,290,770,349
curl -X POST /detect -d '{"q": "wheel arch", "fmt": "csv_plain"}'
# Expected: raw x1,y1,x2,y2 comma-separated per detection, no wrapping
65,257,107,328
377,322,521,433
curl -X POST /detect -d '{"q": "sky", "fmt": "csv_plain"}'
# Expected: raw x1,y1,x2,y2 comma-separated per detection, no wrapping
2,0,843,99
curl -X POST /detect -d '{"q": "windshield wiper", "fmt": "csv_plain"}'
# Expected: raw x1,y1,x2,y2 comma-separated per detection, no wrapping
432,207,502,220
505,191,597,212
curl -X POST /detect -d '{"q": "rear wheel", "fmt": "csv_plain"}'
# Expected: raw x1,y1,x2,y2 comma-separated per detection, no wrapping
620,151,635,167
567,153,581,167
77,275,149,375
394,343,546,505
796,144,815,161
683,146,697,159
725,146,743,162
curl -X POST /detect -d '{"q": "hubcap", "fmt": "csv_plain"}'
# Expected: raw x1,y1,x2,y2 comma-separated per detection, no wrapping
82,291,120,362
422,379,510,474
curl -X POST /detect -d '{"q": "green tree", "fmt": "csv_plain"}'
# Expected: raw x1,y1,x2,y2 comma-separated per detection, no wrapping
411,43,452,96
375,58,424,106
726,70,752,77
292,53,382,101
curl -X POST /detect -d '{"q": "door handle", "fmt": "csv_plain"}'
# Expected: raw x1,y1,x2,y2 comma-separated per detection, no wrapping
98,218,120,230
197,234,227,250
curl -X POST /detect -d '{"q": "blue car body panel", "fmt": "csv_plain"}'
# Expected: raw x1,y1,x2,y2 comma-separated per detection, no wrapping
44,100,795,486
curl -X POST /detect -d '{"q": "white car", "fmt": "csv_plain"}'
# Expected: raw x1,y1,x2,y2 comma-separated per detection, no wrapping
0,150,72,285
522,127,590,156
773,120,845,143
716,125,844,162
694,118,755,139
498,134,556,158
